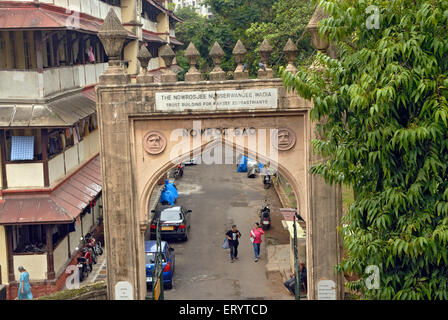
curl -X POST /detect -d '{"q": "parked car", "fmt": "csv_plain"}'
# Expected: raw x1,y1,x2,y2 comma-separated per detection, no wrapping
145,240,175,289
150,206,192,241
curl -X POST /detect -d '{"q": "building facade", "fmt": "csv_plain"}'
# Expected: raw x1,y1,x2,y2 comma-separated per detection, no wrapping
173,0,212,18
0,0,181,299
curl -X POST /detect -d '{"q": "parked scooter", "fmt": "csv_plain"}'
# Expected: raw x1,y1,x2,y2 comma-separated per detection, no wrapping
263,174,272,189
85,233,103,256
174,163,184,179
259,201,271,229
82,247,93,272
76,256,89,282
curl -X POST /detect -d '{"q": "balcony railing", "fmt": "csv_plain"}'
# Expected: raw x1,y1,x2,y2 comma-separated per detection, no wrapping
0,63,108,100
5,130,99,189
5,0,122,22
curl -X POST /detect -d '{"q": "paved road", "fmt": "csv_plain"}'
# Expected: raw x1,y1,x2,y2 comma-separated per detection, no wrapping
160,162,292,300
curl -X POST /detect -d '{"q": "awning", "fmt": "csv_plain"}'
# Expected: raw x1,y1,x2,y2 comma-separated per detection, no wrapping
0,2,101,33
142,30,167,44
0,155,102,225
0,90,96,128
170,37,183,46
0,2,137,39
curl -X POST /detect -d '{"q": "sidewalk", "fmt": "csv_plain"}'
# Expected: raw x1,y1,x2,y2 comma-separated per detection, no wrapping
81,250,107,286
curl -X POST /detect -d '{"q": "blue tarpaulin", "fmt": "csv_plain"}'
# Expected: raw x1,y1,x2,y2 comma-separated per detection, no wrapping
160,180,178,205
160,189,175,205
165,179,178,199
258,163,264,171
237,155,248,172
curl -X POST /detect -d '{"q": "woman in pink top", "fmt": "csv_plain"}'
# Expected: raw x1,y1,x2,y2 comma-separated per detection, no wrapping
250,222,265,262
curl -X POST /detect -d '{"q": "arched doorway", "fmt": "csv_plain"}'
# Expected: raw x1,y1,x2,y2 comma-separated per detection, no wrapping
141,142,305,299
95,37,343,300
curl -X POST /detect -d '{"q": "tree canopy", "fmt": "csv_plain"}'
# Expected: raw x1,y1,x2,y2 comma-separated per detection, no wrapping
174,0,314,78
281,0,448,299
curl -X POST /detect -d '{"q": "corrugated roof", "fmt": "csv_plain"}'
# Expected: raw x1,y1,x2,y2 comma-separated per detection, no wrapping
0,2,137,39
142,29,167,44
0,155,102,225
0,2,100,33
170,36,183,46
0,89,96,127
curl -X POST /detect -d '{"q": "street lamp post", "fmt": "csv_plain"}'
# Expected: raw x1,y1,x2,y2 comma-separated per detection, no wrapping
293,212,301,300
152,218,164,300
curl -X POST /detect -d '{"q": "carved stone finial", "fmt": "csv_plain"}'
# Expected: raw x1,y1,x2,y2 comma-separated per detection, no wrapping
159,44,177,83
98,8,129,84
209,41,225,81
184,42,201,82
233,40,248,80
306,6,329,54
258,38,273,79
136,45,154,83
283,38,298,74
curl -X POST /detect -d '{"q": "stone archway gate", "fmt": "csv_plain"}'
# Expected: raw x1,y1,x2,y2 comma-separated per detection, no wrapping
95,10,343,300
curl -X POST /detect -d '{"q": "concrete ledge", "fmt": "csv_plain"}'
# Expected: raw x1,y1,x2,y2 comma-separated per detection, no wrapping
37,281,107,300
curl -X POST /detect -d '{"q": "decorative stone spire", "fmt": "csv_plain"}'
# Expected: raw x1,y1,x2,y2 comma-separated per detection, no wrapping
136,45,154,83
98,8,129,84
184,42,201,82
233,40,248,80
209,41,225,81
283,38,298,74
306,6,330,54
258,38,273,79
159,44,177,83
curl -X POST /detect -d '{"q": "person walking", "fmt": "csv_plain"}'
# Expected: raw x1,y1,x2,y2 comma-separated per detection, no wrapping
17,266,33,300
250,222,265,262
226,225,241,263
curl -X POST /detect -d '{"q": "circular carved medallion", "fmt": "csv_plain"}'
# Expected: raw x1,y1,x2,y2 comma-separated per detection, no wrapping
143,131,167,155
271,127,296,151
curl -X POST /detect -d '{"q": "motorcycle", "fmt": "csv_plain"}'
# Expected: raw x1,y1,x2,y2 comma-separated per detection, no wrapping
174,164,184,179
263,174,272,189
259,201,271,230
76,256,89,282
82,247,93,272
85,233,103,256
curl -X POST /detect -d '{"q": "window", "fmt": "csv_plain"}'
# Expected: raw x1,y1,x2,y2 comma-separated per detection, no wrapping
145,252,167,264
12,224,69,254
12,225,46,254
160,209,182,221
0,33,6,69
5,130,41,162
23,32,32,69
48,131,64,158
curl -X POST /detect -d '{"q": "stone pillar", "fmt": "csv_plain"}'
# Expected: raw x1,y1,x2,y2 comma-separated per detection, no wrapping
257,39,273,79
184,42,201,82
233,40,248,80
305,5,344,300
159,44,177,83
136,45,154,83
209,41,225,81
97,9,138,300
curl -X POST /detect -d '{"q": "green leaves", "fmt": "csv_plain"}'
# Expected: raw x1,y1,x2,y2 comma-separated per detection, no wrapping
282,0,448,299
